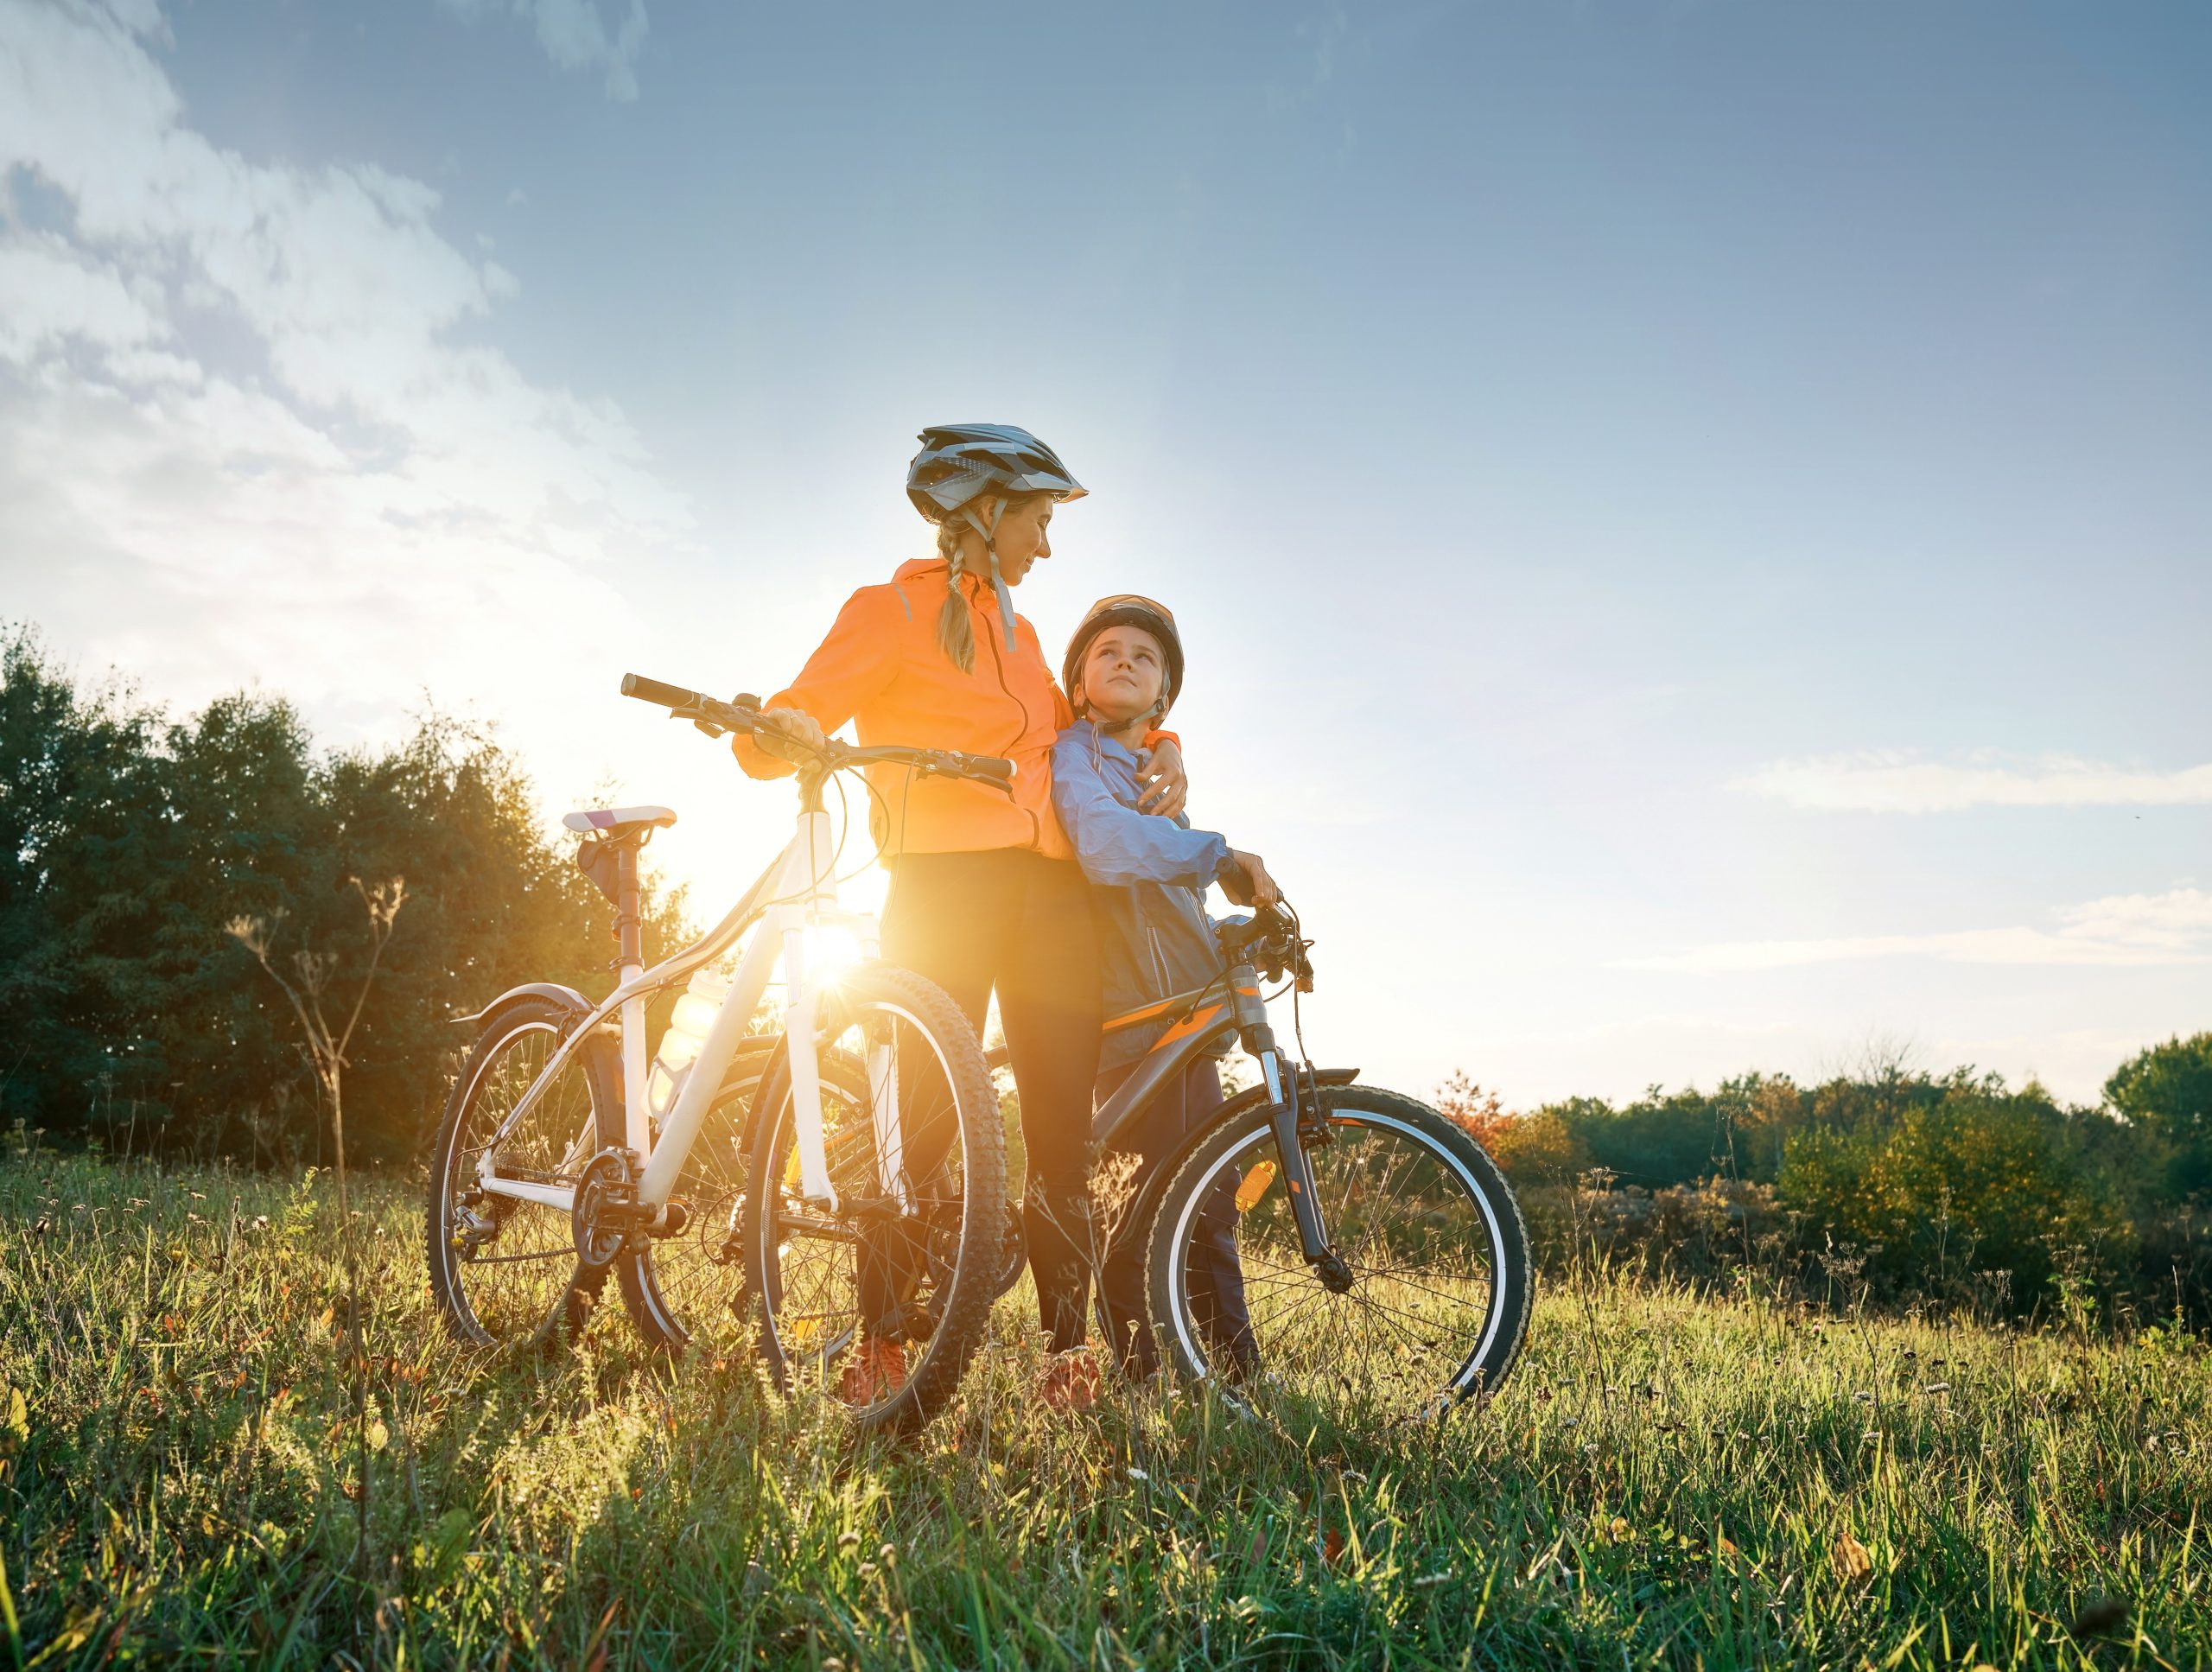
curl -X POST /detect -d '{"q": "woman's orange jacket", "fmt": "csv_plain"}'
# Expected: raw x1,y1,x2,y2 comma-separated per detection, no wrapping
733,558,1078,860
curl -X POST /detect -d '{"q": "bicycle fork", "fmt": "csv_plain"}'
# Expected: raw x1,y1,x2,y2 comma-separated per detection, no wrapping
1236,991,1355,1294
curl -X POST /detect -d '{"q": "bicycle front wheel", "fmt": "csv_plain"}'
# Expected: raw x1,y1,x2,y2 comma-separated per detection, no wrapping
741,963,1003,1433
616,1040,868,1356
1145,1084,1531,1416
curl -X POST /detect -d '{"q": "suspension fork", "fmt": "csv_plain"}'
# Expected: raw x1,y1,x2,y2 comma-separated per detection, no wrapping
1236,987,1353,1290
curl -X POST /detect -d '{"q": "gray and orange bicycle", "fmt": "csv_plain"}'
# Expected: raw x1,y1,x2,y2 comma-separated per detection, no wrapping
971,902,1535,1417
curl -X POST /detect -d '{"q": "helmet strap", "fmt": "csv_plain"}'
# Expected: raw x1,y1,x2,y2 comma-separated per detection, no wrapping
962,500,1019,652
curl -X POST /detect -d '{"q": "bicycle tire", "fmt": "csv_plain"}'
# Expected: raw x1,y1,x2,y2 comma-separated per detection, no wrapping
616,1040,868,1354
426,998,617,1348
1144,1083,1532,1414
741,963,1004,1434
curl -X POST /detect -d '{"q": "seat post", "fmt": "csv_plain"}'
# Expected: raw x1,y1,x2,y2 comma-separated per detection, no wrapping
612,839,645,971
611,836,652,1155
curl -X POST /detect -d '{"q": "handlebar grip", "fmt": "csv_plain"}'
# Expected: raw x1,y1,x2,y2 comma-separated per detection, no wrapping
969,756,1015,783
620,673,702,709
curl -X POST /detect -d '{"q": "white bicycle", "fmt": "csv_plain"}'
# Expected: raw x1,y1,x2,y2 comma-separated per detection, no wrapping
425,674,1009,1430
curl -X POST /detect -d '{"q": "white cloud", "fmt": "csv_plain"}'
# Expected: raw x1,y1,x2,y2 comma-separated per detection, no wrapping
1624,887,2212,972
440,0,649,102
0,0,685,761
1732,749,2212,813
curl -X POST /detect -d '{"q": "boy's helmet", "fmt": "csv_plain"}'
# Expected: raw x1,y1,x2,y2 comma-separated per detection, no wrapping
1063,594,1185,717
906,423,1087,523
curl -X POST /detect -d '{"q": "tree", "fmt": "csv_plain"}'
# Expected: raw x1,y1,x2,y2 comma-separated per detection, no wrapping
0,623,689,1162
1436,1072,1588,1184
2106,1033,2212,1198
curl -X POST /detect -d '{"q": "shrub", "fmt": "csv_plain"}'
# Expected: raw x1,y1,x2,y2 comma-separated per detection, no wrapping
1780,1073,2134,1311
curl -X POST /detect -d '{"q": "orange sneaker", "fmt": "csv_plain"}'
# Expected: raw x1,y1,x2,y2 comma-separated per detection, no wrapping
1038,1348,1103,1413
836,1337,908,1407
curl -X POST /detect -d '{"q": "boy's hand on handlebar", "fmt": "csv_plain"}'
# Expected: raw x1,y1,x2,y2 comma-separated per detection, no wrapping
753,707,828,765
1138,737,1188,818
1224,850,1281,910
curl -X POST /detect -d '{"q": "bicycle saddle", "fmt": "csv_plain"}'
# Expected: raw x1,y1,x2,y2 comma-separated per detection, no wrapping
562,804,677,837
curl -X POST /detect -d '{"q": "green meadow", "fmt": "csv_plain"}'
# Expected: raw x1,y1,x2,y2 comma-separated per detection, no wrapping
3,1147,2208,1671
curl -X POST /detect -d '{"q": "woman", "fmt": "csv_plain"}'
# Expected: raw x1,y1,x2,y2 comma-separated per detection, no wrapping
734,423,1185,1410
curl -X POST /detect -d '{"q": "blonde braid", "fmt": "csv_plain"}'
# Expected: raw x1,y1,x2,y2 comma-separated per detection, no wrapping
933,519,976,673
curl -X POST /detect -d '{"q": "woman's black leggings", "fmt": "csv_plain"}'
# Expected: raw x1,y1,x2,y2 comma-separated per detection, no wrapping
877,849,1103,1353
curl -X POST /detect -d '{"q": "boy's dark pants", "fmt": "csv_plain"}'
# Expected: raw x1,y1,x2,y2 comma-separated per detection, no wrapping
1095,1057,1257,1377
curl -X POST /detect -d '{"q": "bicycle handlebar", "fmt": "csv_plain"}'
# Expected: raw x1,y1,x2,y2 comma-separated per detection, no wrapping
619,672,1015,788
1218,902,1315,987
618,672,712,712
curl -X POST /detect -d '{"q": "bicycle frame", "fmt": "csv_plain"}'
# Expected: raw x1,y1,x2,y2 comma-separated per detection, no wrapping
468,795,867,1220
1083,955,1353,1271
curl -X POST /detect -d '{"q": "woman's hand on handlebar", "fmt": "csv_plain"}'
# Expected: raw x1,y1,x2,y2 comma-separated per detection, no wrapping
1222,849,1281,910
1138,736,1188,818
752,707,828,766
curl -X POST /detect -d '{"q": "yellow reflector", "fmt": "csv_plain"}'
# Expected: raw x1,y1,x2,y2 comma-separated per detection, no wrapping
1235,1160,1277,1213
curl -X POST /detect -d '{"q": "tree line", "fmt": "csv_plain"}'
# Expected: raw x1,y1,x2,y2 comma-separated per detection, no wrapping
1442,1034,2212,1326
0,626,687,1167
7,622,2207,1324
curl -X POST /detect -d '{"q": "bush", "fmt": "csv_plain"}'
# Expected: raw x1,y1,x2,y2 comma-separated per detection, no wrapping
1779,1073,2134,1310
1516,1175,1791,1285
1445,1058,2202,1326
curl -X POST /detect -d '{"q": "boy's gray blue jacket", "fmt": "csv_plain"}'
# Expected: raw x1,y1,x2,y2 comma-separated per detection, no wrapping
1052,721,1233,1071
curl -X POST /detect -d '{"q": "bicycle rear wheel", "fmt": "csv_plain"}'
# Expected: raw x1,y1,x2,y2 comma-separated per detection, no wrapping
426,998,614,1347
741,963,1002,1433
1145,1084,1531,1416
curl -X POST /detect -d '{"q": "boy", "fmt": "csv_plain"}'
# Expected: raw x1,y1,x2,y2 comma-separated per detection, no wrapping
1052,594,1275,1379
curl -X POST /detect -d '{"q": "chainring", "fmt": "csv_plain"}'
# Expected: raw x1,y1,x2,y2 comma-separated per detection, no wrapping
571,1148,638,1269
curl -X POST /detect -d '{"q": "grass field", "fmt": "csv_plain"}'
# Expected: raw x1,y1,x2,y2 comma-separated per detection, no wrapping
3,1148,2209,1670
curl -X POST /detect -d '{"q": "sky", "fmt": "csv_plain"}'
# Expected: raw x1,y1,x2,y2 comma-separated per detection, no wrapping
3,0,2208,1109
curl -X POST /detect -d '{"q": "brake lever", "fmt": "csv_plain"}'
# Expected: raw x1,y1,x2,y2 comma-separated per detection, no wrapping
916,753,1017,798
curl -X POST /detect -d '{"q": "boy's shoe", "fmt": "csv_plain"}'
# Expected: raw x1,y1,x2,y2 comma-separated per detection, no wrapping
1038,1348,1103,1413
836,1337,907,1406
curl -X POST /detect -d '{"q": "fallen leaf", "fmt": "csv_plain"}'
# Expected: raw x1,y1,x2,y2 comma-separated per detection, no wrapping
1833,1532,1872,1585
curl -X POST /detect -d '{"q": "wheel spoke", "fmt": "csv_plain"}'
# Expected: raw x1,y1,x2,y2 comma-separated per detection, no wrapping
434,1019,605,1347
741,975,1001,1427
1155,1101,1519,1412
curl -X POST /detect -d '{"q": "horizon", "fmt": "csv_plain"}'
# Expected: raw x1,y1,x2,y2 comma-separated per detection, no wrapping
3,0,2208,1108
